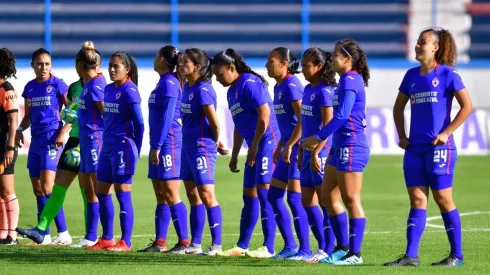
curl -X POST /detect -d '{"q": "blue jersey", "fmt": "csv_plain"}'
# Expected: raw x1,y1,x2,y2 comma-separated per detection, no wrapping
399,64,465,148
148,72,182,149
78,73,106,138
181,81,217,148
227,73,280,147
22,75,68,136
301,82,334,149
332,71,368,148
273,74,304,143
103,79,141,140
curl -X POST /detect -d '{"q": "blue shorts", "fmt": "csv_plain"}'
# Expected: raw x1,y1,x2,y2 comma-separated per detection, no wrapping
80,133,103,174
27,130,61,178
180,145,216,186
96,137,139,184
403,145,457,190
243,146,274,188
148,139,182,181
327,145,370,172
300,148,329,188
272,144,300,183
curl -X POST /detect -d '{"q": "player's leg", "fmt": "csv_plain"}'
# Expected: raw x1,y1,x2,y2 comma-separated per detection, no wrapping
0,150,19,245
384,146,427,267
268,147,297,259
0,196,6,241
246,147,276,258
184,180,205,254
428,147,463,266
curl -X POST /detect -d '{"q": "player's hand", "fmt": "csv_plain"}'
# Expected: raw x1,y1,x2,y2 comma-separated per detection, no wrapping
297,147,303,170
4,150,14,167
302,136,321,152
282,145,293,165
432,132,449,146
272,145,281,164
398,137,410,149
151,149,160,165
15,130,24,148
217,141,230,156
310,153,322,173
55,133,65,151
229,157,240,173
247,145,258,167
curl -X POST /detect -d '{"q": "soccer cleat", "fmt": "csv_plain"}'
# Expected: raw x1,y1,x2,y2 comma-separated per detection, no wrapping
217,246,248,257
137,239,168,252
272,247,299,259
245,246,275,259
384,255,420,266
16,227,46,244
24,235,52,246
333,252,363,265
287,251,312,261
0,236,18,246
319,247,348,264
70,238,97,248
305,249,329,263
198,245,222,256
165,240,190,255
106,239,132,252
51,231,72,245
85,237,116,250
431,255,464,266
185,243,203,254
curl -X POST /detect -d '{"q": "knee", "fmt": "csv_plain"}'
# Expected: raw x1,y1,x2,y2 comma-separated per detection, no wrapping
31,184,44,197
409,194,428,209
341,194,361,213
163,190,179,205
154,190,166,205
433,193,454,212
199,189,216,208
186,188,201,205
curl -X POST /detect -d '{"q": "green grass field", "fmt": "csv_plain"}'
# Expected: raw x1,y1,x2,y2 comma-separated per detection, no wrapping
0,155,489,275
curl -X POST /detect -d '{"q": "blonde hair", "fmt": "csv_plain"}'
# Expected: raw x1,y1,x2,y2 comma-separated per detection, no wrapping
77,40,98,69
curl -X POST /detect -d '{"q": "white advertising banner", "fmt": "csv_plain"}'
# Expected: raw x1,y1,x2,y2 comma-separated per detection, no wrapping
9,68,490,155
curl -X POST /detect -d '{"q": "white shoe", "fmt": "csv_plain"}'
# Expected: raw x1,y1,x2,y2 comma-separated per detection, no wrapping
185,243,202,254
305,249,329,263
51,231,72,245
198,245,222,256
70,238,97,248
24,235,52,246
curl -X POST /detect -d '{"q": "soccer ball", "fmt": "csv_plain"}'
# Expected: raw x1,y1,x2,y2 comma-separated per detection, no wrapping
60,108,78,124
64,147,81,167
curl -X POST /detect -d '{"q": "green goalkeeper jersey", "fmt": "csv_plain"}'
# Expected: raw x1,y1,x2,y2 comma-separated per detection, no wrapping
67,79,83,138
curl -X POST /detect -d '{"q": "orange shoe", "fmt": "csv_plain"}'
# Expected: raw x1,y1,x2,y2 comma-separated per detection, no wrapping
106,239,132,252
85,237,116,250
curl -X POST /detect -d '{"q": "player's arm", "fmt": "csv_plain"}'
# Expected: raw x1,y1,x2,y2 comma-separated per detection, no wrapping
251,103,270,150
18,98,31,131
130,103,145,156
151,96,178,151
313,106,333,155
393,92,409,143
202,104,219,143
285,99,302,149
314,90,355,141
435,88,472,145
229,127,243,173
4,89,18,165
95,101,104,115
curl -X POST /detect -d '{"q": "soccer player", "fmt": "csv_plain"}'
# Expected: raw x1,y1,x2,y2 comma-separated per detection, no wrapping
384,28,472,267
212,48,279,258
138,45,184,253
87,51,144,252
0,48,20,245
16,41,105,247
303,39,371,265
15,48,70,245
179,48,228,256
290,48,337,262
265,47,309,259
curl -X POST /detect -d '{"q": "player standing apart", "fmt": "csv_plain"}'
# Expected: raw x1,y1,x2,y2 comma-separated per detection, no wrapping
384,28,471,267
303,39,371,265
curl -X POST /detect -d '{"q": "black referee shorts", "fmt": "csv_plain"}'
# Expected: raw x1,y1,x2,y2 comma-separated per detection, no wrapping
0,135,18,175
57,137,80,173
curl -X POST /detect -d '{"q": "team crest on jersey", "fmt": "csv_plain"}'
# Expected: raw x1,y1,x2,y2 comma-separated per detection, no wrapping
116,92,121,99
278,91,282,100
310,93,315,101
189,92,194,101
410,94,416,105
83,88,88,96
46,85,54,93
432,77,439,87
27,98,32,106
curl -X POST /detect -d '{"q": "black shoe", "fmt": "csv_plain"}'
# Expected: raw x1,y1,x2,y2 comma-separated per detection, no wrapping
137,239,168,252
0,236,19,246
432,254,464,266
384,255,420,266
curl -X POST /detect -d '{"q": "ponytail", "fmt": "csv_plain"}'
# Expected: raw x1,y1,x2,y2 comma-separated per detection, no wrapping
272,47,300,74
111,51,138,86
337,39,370,87
213,48,268,86
423,28,457,67
302,47,337,86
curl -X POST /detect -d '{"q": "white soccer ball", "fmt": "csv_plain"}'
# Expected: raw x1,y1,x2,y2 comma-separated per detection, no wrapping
64,147,81,167
60,108,78,124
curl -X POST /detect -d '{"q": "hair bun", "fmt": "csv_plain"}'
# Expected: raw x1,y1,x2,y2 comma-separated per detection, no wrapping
82,41,96,51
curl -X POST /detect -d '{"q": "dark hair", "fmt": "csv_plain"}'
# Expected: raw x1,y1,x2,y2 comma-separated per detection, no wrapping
0,48,16,79
159,45,185,88
213,48,268,85
422,28,457,67
184,48,213,82
272,47,300,74
337,39,370,87
31,48,51,62
76,41,99,70
302,47,337,87
111,51,138,86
